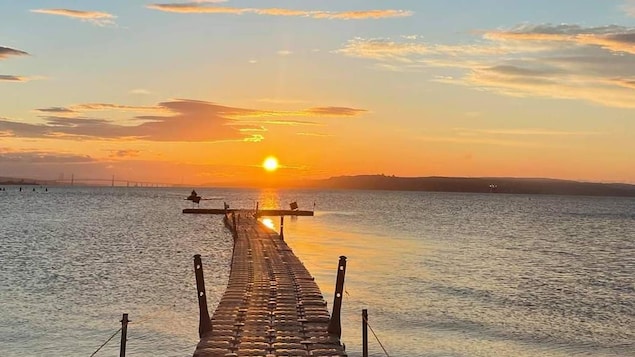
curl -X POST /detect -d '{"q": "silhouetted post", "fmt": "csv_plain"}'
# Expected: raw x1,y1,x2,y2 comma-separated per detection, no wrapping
362,309,368,357
280,216,285,241
255,201,259,217
119,313,129,357
194,255,212,337
327,256,347,338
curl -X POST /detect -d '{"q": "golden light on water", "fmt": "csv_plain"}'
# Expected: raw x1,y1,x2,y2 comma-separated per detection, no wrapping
261,218,275,230
263,156,279,172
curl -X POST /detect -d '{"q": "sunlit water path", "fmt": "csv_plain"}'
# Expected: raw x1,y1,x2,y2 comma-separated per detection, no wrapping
1,187,633,356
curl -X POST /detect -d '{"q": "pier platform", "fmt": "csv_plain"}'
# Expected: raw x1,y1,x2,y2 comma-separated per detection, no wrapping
183,209,314,217
192,212,346,357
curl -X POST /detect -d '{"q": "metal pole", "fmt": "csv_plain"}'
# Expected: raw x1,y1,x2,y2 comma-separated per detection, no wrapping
327,256,347,338
119,313,129,357
194,255,213,337
362,309,368,357
280,216,284,240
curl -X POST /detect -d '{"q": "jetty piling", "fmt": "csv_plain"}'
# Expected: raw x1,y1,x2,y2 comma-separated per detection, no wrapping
280,216,285,241
362,309,368,357
120,313,129,357
327,256,347,338
194,255,213,337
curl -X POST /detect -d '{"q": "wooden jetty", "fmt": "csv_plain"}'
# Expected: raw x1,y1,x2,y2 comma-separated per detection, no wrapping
183,208,314,217
192,211,347,357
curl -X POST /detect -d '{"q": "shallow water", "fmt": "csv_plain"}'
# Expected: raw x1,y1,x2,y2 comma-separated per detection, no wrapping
0,187,633,356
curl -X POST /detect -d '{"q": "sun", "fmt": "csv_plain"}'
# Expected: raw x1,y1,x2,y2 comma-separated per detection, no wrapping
263,156,279,172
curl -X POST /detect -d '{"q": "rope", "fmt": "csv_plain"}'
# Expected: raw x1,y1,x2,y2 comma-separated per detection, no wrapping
88,327,122,357
363,314,390,357
345,289,391,357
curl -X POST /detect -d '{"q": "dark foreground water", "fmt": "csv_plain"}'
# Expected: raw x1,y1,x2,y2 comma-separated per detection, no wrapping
0,187,633,356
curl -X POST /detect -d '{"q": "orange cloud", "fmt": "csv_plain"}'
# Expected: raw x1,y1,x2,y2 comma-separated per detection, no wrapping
147,4,412,20
31,8,116,26
484,24,635,54
3,99,366,141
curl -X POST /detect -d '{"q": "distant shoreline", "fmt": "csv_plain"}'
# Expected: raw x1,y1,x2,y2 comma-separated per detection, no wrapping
3,175,635,197
307,175,635,198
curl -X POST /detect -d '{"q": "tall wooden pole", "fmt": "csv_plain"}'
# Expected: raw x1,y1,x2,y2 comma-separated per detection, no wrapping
119,313,129,357
194,255,213,337
327,256,347,338
362,309,368,357
280,216,285,240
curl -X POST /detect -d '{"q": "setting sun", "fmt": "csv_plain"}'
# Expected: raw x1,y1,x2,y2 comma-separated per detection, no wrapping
263,156,279,172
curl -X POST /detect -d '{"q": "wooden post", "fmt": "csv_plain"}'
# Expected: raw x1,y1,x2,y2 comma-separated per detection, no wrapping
255,201,259,217
280,216,284,241
194,255,213,337
327,256,347,338
362,309,368,357
119,313,129,357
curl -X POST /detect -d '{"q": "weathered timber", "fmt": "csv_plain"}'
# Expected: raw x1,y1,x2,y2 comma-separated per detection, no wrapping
183,208,314,216
192,213,346,357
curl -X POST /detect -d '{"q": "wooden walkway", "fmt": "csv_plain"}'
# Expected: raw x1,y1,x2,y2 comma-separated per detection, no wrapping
192,212,347,357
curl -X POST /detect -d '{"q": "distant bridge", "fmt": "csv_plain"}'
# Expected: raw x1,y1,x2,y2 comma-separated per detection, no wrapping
1,175,179,188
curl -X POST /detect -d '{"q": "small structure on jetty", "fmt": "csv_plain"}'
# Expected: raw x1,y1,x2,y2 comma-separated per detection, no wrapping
189,208,347,357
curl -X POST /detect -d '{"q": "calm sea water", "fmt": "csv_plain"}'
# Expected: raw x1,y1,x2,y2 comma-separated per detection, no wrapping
0,187,633,357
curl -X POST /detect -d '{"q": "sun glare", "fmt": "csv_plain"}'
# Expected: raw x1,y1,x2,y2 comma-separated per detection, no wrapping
263,156,279,172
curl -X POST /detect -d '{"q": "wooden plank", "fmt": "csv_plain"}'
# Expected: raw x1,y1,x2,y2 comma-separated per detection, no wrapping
192,213,346,357
183,208,314,216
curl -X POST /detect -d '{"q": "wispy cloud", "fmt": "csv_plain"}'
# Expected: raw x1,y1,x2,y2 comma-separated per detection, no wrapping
130,88,152,95
4,99,366,142
337,24,635,108
0,148,95,164
147,3,412,20
455,128,604,137
296,132,332,137
1,47,32,83
257,98,307,105
35,103,166,117
0,46,29,59
0,75,30,82
108,149,140,158
31,8,116,26
621,0,635,17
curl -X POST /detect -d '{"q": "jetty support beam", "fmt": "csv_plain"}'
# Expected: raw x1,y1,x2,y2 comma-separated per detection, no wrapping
327,255,347,338
280,216,285,240
362,309,368,357
194,254,213,337
120,313,129,357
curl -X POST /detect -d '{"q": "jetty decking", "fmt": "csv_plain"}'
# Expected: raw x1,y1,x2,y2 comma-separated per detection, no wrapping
192,212,347,357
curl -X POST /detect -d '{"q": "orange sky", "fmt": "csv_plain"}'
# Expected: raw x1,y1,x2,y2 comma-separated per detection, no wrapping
2,1,635,185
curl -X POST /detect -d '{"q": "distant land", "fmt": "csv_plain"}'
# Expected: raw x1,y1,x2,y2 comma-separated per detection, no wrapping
0,177,39,186
3,175,635,197
307,175,635,197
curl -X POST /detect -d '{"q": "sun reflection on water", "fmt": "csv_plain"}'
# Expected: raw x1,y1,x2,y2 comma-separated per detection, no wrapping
261,218,275,230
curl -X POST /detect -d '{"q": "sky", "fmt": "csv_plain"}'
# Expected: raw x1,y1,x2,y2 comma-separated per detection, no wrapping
2,0,635,186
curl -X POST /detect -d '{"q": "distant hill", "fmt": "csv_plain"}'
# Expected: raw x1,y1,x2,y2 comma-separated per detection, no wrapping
0,177,40,185
310,175,635,197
